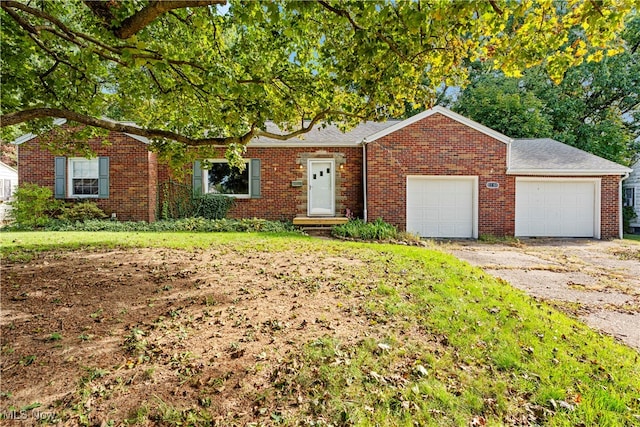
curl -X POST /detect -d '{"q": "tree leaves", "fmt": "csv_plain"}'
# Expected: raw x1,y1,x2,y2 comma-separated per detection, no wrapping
0,0,636,163
452,12,640,165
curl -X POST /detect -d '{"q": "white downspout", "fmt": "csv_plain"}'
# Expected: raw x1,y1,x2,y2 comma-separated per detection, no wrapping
620,172,630,239
362,141,368,223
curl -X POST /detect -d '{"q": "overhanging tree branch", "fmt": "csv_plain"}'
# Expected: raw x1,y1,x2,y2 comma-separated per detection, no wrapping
1,108,365,146
1,109,236,147
317,1,363,31
2,1,217,70
84,0,226,39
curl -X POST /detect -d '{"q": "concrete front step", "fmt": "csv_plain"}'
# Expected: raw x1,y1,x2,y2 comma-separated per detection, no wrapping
292,216,349,226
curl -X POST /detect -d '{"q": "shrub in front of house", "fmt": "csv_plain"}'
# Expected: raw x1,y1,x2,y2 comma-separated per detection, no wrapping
58,201,108,222
8,184,108,229
8,183,64,227
195,194,235,220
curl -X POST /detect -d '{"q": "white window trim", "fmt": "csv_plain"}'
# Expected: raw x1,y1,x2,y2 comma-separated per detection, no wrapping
203,159,251,199
67,157,99,198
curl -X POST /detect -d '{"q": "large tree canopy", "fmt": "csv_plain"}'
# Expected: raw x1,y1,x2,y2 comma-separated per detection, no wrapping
0,0,635,163
452,14,639,165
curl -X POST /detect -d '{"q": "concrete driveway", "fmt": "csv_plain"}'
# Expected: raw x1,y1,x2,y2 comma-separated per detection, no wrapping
444,239,640,352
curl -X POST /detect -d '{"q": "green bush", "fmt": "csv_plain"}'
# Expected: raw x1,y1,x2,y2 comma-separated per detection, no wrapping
623,206,637,233
195,194,235,219
58,202,107,222
332,218,398,240
159,181,199,220
9,184,63,227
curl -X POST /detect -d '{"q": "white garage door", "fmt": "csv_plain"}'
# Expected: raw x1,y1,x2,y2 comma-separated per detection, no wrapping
515,179,598,237
406,177,476,238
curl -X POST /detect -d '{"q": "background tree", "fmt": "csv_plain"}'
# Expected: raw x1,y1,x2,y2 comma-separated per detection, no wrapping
0,143,17,167
1,0,635,165
452,69,554,139
452,14,639,165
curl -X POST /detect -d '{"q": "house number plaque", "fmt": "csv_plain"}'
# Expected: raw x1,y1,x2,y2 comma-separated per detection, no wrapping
486,182,499,189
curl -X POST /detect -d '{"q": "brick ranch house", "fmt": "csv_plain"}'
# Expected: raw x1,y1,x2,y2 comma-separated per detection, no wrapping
15,107,632,239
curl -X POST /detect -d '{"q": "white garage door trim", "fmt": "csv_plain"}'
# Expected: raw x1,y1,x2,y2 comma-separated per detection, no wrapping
515,177,601,239
406,176,478,238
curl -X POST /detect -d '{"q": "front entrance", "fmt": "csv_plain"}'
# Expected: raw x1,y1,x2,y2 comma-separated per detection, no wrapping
308,159,335,216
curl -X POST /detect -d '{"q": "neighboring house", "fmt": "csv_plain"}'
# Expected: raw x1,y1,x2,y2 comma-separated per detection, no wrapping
14,107,632,238
0,161,18,222
623,159,640,232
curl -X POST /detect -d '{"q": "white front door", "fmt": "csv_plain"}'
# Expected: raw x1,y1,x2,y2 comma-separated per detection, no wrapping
308,160,335,216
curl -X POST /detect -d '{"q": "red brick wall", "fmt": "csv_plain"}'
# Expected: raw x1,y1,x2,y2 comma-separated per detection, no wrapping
366,113,514,236
18,132,155,222
600,175,622,239
164,146,363,221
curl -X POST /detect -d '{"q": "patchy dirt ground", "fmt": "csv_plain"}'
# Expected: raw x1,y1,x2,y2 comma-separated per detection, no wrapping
2,239,639,425
1,247,378,425
444,239,640,351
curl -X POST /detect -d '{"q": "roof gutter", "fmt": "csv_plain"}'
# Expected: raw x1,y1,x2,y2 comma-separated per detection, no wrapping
620,172,630,239
506,169,632,176
361,140,368,223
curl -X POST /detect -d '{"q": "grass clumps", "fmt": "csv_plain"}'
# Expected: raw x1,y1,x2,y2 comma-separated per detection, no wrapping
332,218,423,245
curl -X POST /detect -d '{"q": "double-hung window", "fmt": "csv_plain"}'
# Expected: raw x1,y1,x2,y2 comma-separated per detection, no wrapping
69,158,99,197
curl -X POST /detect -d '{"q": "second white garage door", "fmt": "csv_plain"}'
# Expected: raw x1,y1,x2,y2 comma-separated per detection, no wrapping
406,176,477,238
515,178,599,238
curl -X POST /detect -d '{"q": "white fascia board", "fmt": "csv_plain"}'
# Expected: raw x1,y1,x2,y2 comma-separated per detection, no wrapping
362,105,513,145
124,133,150,144
0,162,18,173
507,168,632,176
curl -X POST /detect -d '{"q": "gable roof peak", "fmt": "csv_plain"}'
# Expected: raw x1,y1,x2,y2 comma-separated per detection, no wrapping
362,105,513,145
11,118,150,145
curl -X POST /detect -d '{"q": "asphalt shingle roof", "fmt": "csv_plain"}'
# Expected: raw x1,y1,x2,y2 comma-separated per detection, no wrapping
251,121,401,146
510,138,631,173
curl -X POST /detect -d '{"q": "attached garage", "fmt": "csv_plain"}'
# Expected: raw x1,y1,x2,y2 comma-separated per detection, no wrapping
362,109,630,240
515,178,599,238
406,176,478,238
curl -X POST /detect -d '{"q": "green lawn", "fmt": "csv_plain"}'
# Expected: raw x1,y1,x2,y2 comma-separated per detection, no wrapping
2,232,639,426
624,233,640,242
